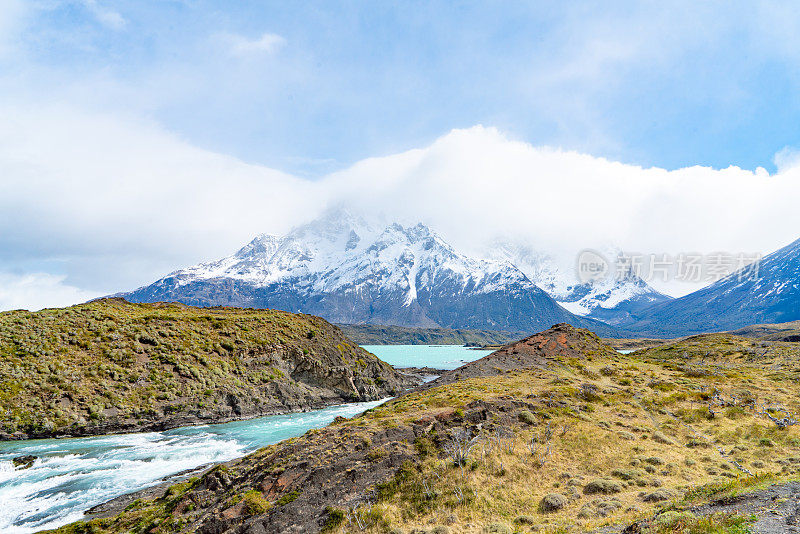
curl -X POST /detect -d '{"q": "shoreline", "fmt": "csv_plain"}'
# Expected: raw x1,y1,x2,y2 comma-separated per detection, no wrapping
0,398,356,442
0,392,408,443
4,396,399,529
0,363,436,530
83,462,221,520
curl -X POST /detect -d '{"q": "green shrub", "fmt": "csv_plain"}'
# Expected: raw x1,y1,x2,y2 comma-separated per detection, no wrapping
275,489,301,506
655,510,696,526
321,507,345,531
242,490,270,514
415,437,437,457
584,479,622,494
367,446,389,462
518,410,537,425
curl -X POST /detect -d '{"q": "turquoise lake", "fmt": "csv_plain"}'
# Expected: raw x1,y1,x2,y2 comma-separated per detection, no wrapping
362,344,491,370
0,344,491,533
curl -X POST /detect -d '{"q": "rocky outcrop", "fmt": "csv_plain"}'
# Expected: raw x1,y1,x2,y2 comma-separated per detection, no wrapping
437,323,619,383
621,480,800,533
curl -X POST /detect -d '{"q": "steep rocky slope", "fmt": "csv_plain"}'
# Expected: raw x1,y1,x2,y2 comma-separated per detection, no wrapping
121,211,619,335
0,299,412,440
51,325,800,533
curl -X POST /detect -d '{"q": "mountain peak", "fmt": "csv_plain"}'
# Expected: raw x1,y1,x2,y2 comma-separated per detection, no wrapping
288,208,376,244
488,241,670,324
235,234,281,259
122,213,619,335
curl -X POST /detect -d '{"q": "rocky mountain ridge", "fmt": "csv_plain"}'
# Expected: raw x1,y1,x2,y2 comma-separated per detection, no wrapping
490,242,672,325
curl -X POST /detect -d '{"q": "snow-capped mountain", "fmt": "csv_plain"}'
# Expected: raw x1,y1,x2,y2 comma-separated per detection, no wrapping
122,211,617,334
490,243,671,325
623,237,800,336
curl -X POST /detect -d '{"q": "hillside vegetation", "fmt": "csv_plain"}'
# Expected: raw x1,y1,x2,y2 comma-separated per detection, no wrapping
728,320,800,342
52,326,800,533
0,299,411,439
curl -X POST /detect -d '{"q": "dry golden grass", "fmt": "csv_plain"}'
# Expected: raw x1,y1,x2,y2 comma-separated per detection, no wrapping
329,337,800,533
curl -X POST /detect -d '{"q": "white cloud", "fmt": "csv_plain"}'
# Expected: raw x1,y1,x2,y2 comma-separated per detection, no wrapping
773,146,800,172
219,32,286,56
0,272,101,311
0,103,325,279
82,0,126,30
4,108,800,309
321,127,800,295
323,126,774,256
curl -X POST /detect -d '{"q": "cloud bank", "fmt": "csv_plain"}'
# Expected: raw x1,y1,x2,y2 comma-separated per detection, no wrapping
0,273,100,312
3,105,800,310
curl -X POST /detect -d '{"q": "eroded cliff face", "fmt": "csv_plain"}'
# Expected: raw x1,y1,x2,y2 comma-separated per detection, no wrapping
0,299,415,440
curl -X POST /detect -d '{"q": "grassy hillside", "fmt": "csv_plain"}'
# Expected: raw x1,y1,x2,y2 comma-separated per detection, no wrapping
337,324,528,346
727,320,800,342
0,299,411,439
51,326,800,533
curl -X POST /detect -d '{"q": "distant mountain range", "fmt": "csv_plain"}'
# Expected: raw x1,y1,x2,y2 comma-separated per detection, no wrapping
120,212,800,338
622,238,800,336
122,211,620,335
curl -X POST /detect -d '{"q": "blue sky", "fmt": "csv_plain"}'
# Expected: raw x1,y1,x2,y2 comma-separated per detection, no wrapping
7,1,800,175
4,0,800,309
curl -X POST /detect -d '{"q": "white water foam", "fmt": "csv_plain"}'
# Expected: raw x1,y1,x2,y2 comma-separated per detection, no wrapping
0,399,386,533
